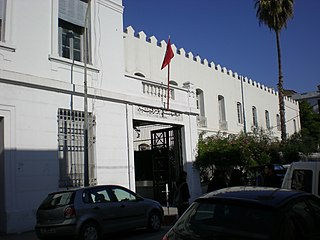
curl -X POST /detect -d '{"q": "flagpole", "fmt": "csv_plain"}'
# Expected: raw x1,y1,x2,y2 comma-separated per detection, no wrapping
161,36,174,110
167,63,170,109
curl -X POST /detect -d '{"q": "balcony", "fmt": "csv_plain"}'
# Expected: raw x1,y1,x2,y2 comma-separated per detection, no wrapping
142,82,174,100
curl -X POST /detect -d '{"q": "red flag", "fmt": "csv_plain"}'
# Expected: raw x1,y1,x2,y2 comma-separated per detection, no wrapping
161,38,174,70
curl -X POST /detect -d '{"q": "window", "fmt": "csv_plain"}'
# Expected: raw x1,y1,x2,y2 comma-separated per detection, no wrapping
58,0,91,63
237,102,243,124
0,0,6,41
112,187,137,202
196,89,205,117
290,199,320,238
197,89,206,127
252,106,258,127
178,202,275,239
265,110,270,129
134,72,145,78
276,114,281,131
218,95,226,121
218,95,227,130
169,80,178,86
291,170,312,193
58,108,96,187
293,119,297,133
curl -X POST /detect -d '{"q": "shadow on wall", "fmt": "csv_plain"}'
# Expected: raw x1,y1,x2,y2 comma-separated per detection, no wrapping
0,149,59,234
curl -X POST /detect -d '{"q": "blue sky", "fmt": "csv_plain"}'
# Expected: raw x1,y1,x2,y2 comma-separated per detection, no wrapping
123,0,319,94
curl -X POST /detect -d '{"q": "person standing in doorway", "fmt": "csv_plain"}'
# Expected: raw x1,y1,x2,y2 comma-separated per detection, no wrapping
173,171,190,217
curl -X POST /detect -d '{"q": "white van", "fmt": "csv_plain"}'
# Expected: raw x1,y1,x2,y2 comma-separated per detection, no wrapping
281,161,320,197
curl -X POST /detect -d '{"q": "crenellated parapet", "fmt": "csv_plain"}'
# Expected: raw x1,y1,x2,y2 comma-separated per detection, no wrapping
124,26,298,105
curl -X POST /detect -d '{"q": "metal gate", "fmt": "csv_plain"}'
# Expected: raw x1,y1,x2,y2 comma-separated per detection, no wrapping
151,126,183,204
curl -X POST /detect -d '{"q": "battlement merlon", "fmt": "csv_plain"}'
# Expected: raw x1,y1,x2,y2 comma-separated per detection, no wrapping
123,26,298,104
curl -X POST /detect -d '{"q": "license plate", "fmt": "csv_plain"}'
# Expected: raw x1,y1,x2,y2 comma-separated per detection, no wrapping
40,228,56,233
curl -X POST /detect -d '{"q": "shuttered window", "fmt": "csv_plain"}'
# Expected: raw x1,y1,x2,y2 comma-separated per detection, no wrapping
58,0,91,63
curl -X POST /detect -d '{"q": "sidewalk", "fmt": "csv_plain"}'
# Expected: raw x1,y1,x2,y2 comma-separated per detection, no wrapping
0,231,36,240
0,207,177,240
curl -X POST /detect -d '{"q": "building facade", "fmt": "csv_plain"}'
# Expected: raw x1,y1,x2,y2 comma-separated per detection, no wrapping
0,0,300,233
291,85,320,114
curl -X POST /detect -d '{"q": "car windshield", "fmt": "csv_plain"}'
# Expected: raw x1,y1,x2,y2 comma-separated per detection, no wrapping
174,201,277,239
39,191,74,209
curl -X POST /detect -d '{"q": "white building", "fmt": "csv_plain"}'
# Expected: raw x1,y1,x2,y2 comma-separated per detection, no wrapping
0,0,300,234
291,85,320,114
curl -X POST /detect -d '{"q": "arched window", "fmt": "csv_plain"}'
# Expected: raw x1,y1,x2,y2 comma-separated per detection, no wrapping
218,95,226,122
134,72,145,78
276,114,281,131
196,89,205,117
265,110,270,129
138,143,150,151
237,102,243,124
252,106,258,127
169,80,178,86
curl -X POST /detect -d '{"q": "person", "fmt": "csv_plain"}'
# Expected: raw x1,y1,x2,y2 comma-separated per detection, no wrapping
228,169,245,187
173,171,190,217
207,170,227,193
264,164,281,188
256,165,269,186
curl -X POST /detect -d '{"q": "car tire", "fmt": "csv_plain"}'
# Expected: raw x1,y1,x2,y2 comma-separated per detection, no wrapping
79,222,99,240
147,211,161,232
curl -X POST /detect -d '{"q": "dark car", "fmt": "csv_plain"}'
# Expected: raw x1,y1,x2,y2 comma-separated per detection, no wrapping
35,185,163,240
162,187,320,240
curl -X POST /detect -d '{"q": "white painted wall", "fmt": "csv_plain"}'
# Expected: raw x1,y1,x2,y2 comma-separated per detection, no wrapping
123,26,300,138
0,0,301,234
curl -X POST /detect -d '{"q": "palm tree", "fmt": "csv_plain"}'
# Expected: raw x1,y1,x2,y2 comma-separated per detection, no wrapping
255,0,294,142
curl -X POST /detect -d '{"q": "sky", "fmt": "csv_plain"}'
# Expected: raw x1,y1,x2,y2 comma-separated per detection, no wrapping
122,0,320,94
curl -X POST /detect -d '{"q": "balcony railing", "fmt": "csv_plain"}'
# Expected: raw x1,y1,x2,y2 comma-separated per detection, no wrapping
142,82,174,100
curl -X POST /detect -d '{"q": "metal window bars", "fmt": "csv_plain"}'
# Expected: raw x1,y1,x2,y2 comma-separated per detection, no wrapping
58,108,96,187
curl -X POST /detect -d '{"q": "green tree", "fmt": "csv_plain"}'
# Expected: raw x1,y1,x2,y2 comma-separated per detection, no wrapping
278,101,320,163
255,0,294,142
299,101,320,151
195,129,280,178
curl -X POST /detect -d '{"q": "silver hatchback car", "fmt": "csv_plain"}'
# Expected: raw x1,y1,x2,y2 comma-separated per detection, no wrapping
35,185,163,240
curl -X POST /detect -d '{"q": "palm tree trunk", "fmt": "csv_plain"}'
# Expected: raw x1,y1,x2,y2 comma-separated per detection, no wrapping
276,31,287,142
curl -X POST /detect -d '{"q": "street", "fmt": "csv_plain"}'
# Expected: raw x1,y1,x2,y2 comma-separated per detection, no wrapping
0,226,172,240
108,226,171,240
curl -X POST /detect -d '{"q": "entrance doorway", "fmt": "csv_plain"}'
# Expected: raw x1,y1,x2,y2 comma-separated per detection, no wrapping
133,122,183,205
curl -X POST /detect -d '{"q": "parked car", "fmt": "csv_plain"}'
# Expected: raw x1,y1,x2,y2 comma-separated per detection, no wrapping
282,161,320,197
162,187,320,240
35,185,163,240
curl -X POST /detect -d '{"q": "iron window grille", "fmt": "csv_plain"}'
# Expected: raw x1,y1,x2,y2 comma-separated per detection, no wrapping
58,108,96,188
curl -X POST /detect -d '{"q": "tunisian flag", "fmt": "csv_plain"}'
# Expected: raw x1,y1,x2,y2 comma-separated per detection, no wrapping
161,38,174,70
161,38,174,109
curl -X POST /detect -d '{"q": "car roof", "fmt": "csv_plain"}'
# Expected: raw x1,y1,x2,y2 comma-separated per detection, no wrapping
200,186,311,208
47,185,128,195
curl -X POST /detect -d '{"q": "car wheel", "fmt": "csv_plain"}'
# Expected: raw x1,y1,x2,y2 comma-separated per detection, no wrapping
147,211,161,232
79,222,99,240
